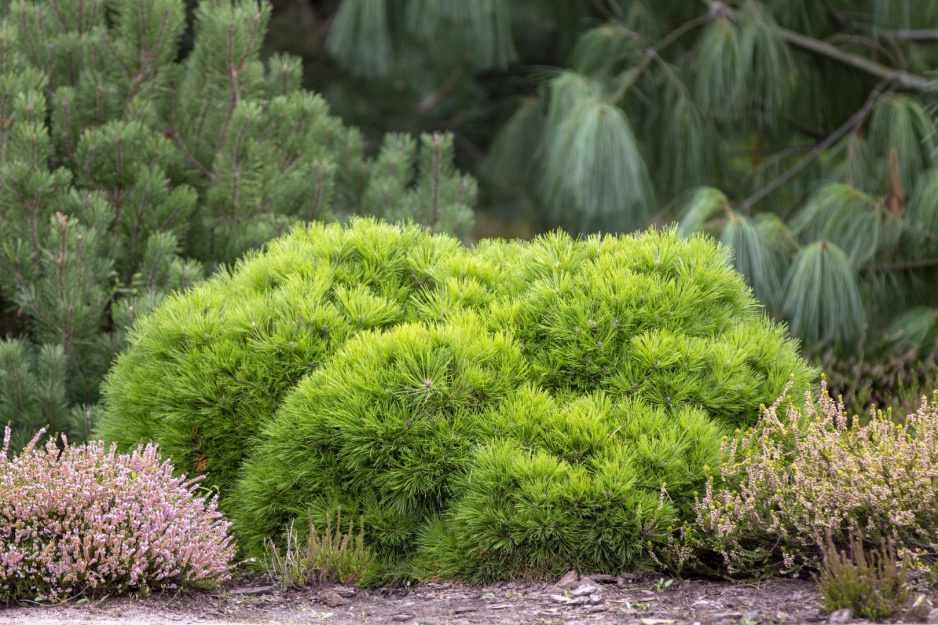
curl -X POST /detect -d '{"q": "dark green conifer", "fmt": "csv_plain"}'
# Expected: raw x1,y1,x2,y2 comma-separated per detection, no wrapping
0,0,476,447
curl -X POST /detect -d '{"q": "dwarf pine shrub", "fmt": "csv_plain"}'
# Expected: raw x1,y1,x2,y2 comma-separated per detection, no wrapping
668,381,938,578
100,219,816,579
0,0,476,449
231,318,528,558
416,389,730,581
95,219,503,497
483,229,808,425
0,428,234,603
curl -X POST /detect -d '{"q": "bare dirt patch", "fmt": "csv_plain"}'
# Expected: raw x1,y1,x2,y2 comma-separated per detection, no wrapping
0,570,931,625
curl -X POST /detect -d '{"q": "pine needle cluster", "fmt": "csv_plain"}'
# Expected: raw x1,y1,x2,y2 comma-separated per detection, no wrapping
0,0,476,450
98,218,817,581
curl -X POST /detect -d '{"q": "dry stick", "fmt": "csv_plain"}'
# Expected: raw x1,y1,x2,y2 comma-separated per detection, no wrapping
738,81,889,214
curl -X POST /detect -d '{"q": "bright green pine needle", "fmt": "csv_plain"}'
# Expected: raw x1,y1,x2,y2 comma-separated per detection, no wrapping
678,189,783,309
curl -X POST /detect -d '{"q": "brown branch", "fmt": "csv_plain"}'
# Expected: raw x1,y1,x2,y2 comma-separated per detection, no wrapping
739,82,888,213
398,59,470,114
582,0,615,20
860,257,938,274
610,12,713,104
169,131,213,179
779,27,929,91
887,29,938,42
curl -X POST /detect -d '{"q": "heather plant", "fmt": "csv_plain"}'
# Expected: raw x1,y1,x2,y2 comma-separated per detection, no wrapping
0,427,235,603
263,508,375,588
667,381,938,578
817,533,909,622
0,0,476,449
94,219,502,497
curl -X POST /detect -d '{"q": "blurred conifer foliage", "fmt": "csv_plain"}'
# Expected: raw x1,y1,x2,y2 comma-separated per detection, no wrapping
285,0,938,357
0,0,475,449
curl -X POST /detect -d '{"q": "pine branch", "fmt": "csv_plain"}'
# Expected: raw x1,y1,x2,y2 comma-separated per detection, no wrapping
398,58,469,113
582,0,615,20
887,29,938,42
778,28,929,92
860,257,938,274
610,11,713,104
167,129,213,180
605,0,624,19
739,82,888,213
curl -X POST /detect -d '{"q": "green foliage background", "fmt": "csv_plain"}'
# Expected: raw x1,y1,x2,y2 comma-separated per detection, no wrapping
264,0,938,364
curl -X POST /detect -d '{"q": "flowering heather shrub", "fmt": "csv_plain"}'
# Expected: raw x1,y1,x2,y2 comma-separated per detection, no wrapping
666,381,938,577
0,429,235,603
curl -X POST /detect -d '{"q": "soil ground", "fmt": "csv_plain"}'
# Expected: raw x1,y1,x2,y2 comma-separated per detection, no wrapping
3,570,934,625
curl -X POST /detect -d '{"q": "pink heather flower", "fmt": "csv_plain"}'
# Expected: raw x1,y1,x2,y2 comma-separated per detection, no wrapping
0,428,236,602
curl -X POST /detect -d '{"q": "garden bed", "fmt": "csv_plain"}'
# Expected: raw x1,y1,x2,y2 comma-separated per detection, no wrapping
0,572,837,625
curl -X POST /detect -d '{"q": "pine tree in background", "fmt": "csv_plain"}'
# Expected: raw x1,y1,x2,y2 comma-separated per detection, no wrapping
0,0,476,449
276,0,938,361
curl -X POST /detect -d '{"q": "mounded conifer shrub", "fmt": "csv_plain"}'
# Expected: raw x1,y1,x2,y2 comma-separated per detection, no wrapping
416,388,730,581
483,230,809,425
100,220,817,579
95,219,507,498
231,318,527,558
